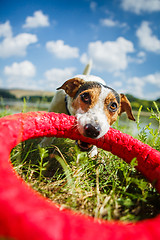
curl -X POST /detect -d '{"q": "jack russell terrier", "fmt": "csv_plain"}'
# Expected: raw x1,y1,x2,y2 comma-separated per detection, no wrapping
40,75,135,157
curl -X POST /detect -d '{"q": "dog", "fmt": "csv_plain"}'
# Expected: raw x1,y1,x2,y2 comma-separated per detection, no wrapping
40,74,135,157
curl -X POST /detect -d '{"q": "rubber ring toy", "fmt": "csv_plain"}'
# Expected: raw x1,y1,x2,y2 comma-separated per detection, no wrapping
0,111,160,240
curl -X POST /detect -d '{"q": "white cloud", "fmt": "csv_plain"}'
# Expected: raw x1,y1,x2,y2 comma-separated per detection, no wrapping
4,61,36,89
90,2,97,11
0,21,12,38
112,81,123,88
127,76,145,98
127,73,160,99
100,18,118,27
137,51,146,58
0,33,38,58
23,10,50,28
0,21,38,58
142,73,160,86
136,21,160,53
4,61,36,78
128,51,146,64
44,67,76,89
46,40,79,59
80,37,134,72
100,18,127,28
121,0,160,14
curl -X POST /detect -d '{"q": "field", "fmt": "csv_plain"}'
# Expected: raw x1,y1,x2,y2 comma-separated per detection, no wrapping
9,89,53,98
1,101,160,222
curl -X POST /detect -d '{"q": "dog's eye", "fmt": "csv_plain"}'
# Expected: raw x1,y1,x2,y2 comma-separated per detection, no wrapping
109,102,118,112
80,92,91,104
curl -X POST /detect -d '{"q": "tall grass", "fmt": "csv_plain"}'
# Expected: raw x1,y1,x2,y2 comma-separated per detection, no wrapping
4,102,160,222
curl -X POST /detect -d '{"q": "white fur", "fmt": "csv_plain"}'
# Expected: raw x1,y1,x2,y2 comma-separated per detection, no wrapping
48,89,67,113
89,145,99,158
76,87,111,139
74,75,106,86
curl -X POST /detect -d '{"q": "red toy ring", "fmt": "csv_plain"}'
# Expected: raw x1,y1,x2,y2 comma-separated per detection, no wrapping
0,111,160,240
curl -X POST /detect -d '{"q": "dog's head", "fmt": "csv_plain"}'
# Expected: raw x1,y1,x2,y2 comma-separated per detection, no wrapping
57,75,135,139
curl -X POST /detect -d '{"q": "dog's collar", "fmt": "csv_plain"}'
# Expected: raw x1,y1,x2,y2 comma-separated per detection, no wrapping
65,95,71,116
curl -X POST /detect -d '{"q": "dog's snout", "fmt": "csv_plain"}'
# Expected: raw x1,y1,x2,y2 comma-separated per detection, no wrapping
84,124,101,138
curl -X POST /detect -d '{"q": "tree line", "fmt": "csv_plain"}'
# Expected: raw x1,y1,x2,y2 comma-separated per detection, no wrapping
0,89,159,112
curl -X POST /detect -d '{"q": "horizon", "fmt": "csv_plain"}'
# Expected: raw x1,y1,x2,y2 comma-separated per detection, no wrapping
1,86,160,101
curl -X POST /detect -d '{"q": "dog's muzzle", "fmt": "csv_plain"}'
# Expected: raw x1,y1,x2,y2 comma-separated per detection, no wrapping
84,124,101,138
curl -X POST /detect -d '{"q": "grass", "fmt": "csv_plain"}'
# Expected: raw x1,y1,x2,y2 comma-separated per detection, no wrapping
2,101,160,222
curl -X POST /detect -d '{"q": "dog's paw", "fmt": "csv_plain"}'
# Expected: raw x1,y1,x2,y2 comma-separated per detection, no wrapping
88,145,98,158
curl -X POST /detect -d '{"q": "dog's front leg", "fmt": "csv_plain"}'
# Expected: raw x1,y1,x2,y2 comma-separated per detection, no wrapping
88,145,98,158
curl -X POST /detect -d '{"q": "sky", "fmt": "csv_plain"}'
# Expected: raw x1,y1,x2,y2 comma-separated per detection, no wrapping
0,0,160,100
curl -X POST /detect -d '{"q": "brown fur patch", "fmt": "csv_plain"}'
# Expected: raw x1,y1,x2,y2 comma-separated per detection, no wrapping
72,88,101,112
57,77,85,98
118,94,135,121
104,92,120,125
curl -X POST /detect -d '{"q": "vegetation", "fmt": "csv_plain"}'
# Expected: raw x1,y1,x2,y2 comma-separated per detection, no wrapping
20,95,53,103
0,89,16,99
126,94,160,112
0,88,159,112
0,101,157,222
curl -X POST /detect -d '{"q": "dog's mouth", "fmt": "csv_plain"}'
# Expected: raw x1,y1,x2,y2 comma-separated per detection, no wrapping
76,140,93,152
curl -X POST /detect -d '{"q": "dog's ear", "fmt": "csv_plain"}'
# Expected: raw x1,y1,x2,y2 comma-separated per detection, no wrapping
57,77,85,98
118,94,135,121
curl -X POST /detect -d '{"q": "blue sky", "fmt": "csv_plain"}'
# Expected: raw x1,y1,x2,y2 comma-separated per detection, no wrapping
0,0,160,100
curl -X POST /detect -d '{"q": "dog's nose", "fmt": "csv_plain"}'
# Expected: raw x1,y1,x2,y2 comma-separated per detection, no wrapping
84,124,101,138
